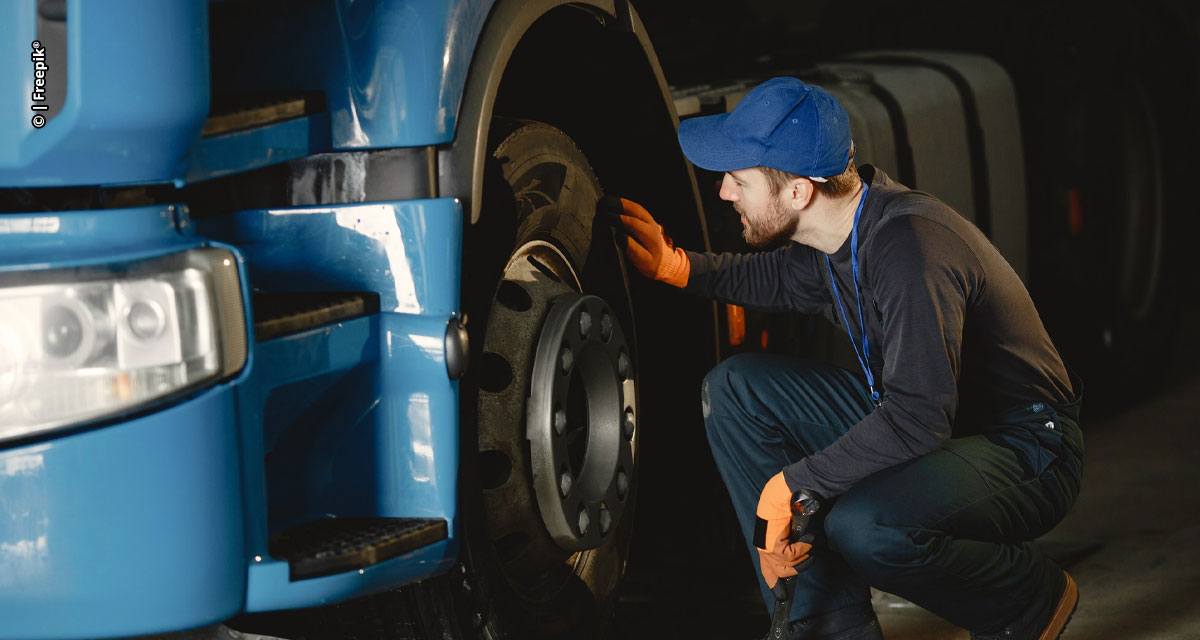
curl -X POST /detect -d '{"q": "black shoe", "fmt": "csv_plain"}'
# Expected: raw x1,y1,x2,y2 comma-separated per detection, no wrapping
970,570,1079,640
765,602,883,640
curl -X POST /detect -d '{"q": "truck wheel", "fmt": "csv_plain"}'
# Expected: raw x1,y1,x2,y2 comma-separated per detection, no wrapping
449,120,640,639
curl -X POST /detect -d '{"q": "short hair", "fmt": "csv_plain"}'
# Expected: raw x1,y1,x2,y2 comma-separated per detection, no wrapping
759,149,859,198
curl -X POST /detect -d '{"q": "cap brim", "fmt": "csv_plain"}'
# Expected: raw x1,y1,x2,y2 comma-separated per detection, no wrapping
677,113,759,172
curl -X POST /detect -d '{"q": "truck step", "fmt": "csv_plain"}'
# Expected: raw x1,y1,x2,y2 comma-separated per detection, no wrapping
269,517,448,581
203,92,326,137
252,291,380,342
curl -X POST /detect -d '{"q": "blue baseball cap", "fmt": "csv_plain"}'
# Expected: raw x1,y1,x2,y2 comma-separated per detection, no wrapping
678,77,852,178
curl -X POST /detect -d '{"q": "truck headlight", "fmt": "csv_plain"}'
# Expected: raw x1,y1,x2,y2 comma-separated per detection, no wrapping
0,248,246,443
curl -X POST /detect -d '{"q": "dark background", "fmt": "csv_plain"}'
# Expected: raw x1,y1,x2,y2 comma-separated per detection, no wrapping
611,1,1200,636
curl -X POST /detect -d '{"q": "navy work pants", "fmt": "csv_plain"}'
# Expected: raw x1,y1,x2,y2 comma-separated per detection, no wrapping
701,353,1083,633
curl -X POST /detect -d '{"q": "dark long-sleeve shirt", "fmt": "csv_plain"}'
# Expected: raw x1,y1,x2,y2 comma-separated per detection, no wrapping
685,166,1075,498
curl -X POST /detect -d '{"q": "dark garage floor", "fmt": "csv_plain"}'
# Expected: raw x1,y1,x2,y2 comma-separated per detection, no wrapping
613,320,1200,639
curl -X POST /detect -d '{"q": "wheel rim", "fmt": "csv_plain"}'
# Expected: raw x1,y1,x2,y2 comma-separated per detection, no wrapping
527,291,635,550
476,238,638,596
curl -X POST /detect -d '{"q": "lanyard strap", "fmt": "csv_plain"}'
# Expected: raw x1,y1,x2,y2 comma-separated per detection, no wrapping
824,180,881,406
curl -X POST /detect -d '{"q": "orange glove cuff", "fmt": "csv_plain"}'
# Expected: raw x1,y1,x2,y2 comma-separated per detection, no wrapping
617,197,690,288
657,247,691,288
755,472,793,552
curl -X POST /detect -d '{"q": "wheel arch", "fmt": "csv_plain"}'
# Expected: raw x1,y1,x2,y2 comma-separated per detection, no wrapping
440,0,708,247
442,0,720,374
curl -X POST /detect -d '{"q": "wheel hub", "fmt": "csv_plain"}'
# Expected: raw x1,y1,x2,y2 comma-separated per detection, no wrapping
527,292,635,551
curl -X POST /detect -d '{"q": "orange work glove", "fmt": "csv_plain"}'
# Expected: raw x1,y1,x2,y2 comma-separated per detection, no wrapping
610,197,691,287
754,472,814,590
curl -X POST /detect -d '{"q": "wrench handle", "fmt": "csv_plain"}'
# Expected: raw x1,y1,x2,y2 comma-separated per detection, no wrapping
765,491,822,638
768,576,797,639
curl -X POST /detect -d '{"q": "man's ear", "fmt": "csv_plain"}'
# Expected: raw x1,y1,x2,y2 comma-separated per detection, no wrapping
787,178,815,211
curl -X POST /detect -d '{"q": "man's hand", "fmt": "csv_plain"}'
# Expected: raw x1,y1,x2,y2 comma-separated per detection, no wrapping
755,472,815,589
597,196,691,287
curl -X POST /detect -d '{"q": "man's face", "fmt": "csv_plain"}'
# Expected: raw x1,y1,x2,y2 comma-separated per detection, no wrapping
719,168,797,249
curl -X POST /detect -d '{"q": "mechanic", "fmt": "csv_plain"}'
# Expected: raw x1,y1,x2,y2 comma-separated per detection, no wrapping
610,77,1084,640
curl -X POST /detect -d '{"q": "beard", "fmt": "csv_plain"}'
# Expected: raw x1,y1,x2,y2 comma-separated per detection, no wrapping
736,197,797,249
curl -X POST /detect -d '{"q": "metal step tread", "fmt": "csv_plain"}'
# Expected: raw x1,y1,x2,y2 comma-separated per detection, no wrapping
269,517,448,581
252,291,380,342
203,92,326,137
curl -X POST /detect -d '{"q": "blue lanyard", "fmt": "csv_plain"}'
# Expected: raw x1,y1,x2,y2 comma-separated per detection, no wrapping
824,181,881,406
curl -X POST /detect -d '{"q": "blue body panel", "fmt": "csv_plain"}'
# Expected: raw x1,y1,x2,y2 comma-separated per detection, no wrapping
203,199,463,315
0,205,193,271
242,313,460,612
0,199,464,636
0,0,495,187
0,387,247,640
0,0,210,187
212,0,493,151
0,206,252,639
0,0,478,632
199,198,464,612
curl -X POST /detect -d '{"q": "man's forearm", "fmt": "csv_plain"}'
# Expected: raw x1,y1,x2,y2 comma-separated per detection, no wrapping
683,248,823,312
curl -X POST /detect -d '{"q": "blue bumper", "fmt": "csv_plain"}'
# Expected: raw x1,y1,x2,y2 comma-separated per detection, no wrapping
0,198,464,637
0,387,245,640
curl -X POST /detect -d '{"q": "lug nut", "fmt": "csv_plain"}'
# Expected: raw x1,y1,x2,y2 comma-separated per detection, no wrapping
600,312,613,342
623,409,635,439
617,470,629,499
560,347,574,375
554,407,567,436
617,351,630,380
599,508,612,534
578,506,591,535
579,310,593,338
560,471,573,497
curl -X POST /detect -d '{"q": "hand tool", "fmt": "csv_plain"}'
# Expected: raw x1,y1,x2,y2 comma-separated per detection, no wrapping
767,490,821,640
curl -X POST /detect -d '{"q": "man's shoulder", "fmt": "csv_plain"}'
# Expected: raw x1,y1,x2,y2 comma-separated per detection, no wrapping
860,166,984,256
862,166,943,214
883,192,960,225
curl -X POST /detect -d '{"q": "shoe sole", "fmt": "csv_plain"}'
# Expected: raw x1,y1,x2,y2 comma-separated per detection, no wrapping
1039,571,1079,640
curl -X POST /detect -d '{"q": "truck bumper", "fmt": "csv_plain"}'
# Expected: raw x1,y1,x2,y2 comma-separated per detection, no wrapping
0,197,464,637
0,386,247,640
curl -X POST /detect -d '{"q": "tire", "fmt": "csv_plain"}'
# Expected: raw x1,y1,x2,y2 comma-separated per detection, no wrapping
1076,78,1173,392
448,120,640,639
1029,53,1176,411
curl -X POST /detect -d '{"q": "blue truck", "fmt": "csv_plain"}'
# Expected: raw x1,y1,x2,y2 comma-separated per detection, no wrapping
0,1,1193,638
